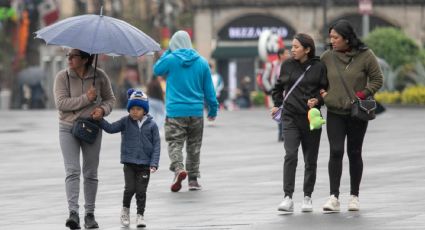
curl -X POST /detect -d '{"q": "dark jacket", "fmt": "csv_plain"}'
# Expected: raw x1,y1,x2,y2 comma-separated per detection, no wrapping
320,49,383,114
272,57,328,115
100,114,160,168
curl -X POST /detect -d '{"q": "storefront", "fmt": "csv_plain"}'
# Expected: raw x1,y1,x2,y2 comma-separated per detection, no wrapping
211,14,295,102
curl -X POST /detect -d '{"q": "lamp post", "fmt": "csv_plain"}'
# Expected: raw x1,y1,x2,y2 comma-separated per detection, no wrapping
359,0,373,37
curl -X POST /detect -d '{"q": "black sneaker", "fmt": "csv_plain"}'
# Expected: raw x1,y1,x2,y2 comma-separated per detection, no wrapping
65,211,81,229
84,213,99,229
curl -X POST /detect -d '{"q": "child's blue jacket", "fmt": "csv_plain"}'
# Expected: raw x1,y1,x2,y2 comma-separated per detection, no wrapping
100,114,160,168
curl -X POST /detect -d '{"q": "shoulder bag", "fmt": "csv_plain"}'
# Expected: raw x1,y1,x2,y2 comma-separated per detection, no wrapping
66,71,100,144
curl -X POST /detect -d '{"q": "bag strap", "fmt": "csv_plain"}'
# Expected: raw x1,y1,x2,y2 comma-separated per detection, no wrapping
66,71,77,114
331,52,356,103
283,65,311,103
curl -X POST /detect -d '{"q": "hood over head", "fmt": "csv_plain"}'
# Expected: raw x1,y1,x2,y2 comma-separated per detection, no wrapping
169,30,192,51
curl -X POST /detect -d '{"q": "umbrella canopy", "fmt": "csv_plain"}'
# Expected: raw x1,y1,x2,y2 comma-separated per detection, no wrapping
35,14,161,56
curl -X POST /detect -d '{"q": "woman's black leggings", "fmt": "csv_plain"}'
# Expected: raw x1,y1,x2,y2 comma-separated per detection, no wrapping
326,112,368,197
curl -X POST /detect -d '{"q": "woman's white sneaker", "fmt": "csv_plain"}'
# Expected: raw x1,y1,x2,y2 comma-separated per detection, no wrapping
348,195,360,211
136,214,146,228
301,196,313,212
277,196,294,212
322,195,340,212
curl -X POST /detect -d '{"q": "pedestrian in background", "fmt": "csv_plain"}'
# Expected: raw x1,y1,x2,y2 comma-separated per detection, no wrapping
147,77,165,129
263,48,290,142
320,20,383,212
153,30,218,192
99,89,160,228
53,48,116,229
271,33,328,213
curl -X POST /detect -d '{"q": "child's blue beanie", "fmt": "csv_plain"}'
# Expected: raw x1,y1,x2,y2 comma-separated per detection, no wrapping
127,88,149,113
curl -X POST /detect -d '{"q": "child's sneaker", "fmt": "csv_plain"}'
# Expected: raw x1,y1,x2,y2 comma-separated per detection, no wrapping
348,195,360,211
136,214,146,228
65,211,80,229
277,196,294,212
120,207,130,227
188,179,202,191
322,195,340,213
301,196,313,212
171,169,187,192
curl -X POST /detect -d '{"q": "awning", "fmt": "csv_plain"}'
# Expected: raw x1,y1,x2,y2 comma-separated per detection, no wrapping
211,46,258,59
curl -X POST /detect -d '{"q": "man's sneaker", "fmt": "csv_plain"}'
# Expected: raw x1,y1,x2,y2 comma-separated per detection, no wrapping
65,211,81,229
348,195,360,211
84,213,99,229
301,196,313,212
120,207,130,227
322,195,340,213
277,196,294,212
136,214,146,228
171,169,187,192
188,179,202,191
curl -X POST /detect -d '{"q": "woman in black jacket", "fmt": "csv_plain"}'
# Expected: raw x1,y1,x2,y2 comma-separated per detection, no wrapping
271,33,328,213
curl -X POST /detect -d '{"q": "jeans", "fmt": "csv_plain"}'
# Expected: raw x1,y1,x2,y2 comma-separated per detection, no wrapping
59,123,102,214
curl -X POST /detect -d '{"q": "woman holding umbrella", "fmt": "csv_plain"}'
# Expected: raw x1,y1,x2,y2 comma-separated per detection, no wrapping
54,49,116,229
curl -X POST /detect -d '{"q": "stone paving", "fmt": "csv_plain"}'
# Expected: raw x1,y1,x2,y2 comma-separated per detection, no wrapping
0,107,424,229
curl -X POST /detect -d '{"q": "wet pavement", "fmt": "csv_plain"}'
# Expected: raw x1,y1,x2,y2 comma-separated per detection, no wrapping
0,107,424,229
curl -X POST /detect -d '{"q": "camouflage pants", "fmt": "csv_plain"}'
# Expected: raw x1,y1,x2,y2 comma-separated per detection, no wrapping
165,117,204,178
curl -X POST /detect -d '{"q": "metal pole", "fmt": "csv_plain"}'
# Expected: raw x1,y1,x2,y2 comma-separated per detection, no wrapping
362,14,370,37
322,0,328,43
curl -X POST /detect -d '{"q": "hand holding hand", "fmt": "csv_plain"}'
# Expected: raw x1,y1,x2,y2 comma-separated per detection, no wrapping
86,86,97,102
307,98,319,108
91,107,104,120
320,89,328,98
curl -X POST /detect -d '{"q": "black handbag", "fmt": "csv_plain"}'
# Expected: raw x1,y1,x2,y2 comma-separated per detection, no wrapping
332,53,376,121
71,118,100,144
351,97,376,121
66,71,100,143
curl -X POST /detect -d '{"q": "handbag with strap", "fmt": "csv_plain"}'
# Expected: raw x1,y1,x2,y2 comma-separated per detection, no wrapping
331,53,376,121
66,71,100,143
273,65,311,122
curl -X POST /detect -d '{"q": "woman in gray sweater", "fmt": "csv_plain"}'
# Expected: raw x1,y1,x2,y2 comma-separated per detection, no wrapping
53,49,116,229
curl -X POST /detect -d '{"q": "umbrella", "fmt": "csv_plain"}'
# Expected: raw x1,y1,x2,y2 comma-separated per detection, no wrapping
35,8,161,84
18,66,46,86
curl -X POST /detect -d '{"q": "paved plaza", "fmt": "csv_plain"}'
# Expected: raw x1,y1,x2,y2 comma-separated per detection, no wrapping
0,107,424,230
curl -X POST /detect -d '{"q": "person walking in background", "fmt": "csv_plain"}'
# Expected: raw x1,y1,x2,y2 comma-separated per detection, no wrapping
271,33,328,213
263,48,290,142
99,89,160,228
53,49,116,229
153,30,218,192
147,77,166,129
320,20,383,212
209,62,224,107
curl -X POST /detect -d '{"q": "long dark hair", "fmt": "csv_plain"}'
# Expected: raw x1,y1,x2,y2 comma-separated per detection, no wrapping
77,50,95,69
294,33,316,59
328,19,367,50
147,78,164,101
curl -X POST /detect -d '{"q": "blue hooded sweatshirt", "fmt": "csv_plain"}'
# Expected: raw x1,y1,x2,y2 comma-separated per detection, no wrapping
153,31,218,118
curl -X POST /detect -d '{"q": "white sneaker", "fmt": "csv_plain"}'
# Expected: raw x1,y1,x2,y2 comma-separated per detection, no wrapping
136,214,146,228
348,195,360,211
120,207,130,227
322,195,340,212
301,196,313,212
277,196,294,212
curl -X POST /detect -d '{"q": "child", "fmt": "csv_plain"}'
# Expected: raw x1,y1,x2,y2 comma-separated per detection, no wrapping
99,88,160,228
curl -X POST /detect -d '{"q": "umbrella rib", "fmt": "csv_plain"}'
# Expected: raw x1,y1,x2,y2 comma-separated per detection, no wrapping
108,20,140,56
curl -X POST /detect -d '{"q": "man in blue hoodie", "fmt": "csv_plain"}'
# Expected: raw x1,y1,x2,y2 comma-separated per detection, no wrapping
154,30,218,192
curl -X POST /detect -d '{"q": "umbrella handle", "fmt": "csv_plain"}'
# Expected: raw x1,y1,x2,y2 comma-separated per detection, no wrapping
93,54,98,86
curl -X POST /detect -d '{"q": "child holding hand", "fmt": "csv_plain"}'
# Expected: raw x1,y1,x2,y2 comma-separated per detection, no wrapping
99,89,160,228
